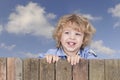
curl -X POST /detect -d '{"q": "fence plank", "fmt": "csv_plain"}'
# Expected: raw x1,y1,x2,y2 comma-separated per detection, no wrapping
23,58,31,80
1,58,120,80
0,58,6,80
15,58,22,80
23,58,39,80
73,59,88,80
119,60,120,79
89,59,104,80
105,59,119,80
56,59,72,80
7,58,22,80
39,59,54,80
30,58,39,80
7,58,15,80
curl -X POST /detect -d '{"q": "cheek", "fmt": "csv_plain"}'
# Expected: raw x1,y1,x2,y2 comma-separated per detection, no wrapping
77,37,84,44
60,34,65,40
60,34,68,44
60,35,64,43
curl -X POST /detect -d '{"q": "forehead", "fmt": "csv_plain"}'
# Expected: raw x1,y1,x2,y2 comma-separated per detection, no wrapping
63,22,84,32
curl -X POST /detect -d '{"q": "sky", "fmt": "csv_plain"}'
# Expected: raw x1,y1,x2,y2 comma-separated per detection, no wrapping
0,0,120,59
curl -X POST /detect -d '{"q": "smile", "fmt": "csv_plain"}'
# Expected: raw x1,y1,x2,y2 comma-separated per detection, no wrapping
67,42,76,46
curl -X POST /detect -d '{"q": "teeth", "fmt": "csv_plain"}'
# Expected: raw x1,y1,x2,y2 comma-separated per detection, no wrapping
68,42,75,45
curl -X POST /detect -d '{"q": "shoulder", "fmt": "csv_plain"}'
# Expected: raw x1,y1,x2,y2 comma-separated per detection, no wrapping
46,48,65,57
46,48,58,54
39,48,58,58
81,47,97,59
87,49,97,59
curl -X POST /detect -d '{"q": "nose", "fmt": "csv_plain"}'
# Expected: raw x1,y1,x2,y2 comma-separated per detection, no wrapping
69,33,75,39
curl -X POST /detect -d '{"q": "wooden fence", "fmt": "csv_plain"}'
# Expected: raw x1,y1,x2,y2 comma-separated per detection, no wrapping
0,58,120,80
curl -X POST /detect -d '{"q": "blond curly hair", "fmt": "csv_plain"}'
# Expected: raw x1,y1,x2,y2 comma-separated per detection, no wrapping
53,14,96,49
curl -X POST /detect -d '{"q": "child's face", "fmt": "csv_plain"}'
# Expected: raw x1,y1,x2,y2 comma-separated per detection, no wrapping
60,23,84,56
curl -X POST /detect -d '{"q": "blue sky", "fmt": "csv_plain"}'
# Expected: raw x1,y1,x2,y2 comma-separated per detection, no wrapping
0,0,120,58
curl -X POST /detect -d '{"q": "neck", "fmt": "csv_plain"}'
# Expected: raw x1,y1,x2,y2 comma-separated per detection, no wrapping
63,49,79,56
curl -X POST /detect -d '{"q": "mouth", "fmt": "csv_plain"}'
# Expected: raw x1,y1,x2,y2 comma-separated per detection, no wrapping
67,42,76,46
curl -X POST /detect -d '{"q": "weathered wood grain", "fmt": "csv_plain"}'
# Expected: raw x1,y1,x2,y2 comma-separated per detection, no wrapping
118,59,120,79
0,58,6,80
23,58,31,80
89,59,104,80
0,58,120,80
30,58,39,80
15,58,22,80
39,59,54,80
56,59,72,80
7,58,15,80
73,59,88,80
23,58,39,80
105,59,119,80
7,58,22,80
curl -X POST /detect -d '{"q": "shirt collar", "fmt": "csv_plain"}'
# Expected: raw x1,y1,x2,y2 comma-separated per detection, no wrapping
56,48,66,56
56,48,81,57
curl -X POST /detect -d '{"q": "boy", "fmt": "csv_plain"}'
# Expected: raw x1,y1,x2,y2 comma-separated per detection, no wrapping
39,14,97,65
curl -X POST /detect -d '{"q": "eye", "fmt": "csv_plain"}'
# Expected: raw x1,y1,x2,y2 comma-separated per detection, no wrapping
75,33,81,36
64,31,69,34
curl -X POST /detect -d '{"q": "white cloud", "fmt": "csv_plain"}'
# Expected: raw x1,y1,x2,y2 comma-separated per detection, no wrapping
108,3,120,17
82,14,102,21
108,3,120,28
21,52,39,58
90,40,116,54
113,21,120,28
74,10,102,21
0,25,3,34
118,50,120,53
0,43,16,50
5,2,56,38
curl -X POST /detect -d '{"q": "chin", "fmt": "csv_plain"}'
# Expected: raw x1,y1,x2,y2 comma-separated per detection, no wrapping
66,48,76,52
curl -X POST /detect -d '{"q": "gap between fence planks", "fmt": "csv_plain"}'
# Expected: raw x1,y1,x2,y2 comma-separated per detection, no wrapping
0,58,120,80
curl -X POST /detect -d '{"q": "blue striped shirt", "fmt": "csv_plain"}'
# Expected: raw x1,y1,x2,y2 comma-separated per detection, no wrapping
39,47,97,59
